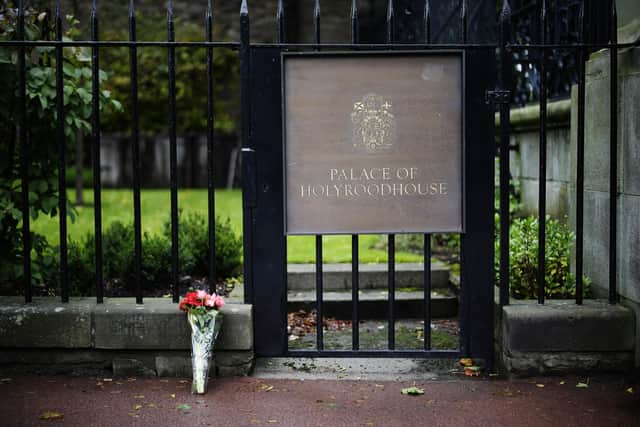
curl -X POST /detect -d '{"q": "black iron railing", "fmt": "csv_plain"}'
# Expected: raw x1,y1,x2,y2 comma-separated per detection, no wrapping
3,0,638,358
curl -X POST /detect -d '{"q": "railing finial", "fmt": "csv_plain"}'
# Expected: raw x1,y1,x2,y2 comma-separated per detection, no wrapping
277,0,285,43
351,0,359,44
424,0,430,44
386,0,394,43
314,0,321,45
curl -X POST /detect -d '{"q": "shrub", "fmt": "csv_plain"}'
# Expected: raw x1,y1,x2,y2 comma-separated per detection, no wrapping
496,216,590,299
163,211,242,281
65,213,241,296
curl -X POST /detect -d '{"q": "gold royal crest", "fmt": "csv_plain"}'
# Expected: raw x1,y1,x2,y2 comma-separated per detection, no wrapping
351,93,396,151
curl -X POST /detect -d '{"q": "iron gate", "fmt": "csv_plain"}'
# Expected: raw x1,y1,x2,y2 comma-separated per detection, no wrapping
242,0,495,362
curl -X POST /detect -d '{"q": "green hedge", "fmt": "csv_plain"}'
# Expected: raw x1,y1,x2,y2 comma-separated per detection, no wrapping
65,211,241,296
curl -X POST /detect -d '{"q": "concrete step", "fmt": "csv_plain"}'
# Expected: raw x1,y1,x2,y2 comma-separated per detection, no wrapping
287,262,450,292
287,289,458,319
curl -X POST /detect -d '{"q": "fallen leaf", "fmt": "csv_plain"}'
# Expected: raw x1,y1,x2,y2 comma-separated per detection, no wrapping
459,358,474,367
39,411,64,421
177,403,191,411
179,380,189,384
135,405,142,411
169,394,176,398
267,420,278,424
96,382,103,387
626,387,634,395
258,383,274,392
134,395,145,399
327,403,338,408
401,386,425,396
536,384,545,388
103,378,113,382
249,419,260,424
147,403,158,408
127,413,139,418
559,381,566,385
426,399,435,404
576,383,589,389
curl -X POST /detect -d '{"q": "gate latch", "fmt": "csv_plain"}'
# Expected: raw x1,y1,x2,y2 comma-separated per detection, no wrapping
485,89,511,105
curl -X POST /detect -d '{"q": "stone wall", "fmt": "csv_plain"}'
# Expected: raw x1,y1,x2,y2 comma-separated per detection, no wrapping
0,298,254,377
505,100,572,219
568,20,640,307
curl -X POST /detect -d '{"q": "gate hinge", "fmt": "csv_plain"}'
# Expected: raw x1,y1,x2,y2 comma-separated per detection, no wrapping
485,89,511,105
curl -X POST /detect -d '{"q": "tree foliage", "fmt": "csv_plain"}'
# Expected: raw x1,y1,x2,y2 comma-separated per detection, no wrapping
100,11,239,136
0,5,121,290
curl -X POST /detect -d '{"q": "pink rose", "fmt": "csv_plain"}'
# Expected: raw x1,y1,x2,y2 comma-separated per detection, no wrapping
214,295,225,308
196,290,207,300
204,295,216,307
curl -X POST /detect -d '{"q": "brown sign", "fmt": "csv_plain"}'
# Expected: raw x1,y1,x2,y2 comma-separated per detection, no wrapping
283,52,464,235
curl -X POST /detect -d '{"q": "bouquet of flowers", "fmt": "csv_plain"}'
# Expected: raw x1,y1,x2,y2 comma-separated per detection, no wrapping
179,290,224,394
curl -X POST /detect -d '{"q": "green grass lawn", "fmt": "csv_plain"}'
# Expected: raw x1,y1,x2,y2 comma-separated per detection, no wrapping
33,189,424,264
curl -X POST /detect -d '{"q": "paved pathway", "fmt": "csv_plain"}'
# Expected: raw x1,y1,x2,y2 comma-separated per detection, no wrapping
0,374,638,426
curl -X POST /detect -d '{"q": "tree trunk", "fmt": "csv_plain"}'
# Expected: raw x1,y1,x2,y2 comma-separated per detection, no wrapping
75,129,84,206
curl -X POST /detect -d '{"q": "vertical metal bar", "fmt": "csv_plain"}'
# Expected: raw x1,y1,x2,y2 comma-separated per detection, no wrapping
460,0,467,43
17,0,31,303
386,0,395,351
315,235,324,350
608,0,618,304
351,0,359,45
537,0,547,305
313,0,320,47
386,0,394,43
422,0,432,349
91,0,104,304
351,235,359,350
129,0,143,304
499,0,512,307
168,0,179,303
351,0,359,351
55,0,69,303
388,234,395,350
206,0,216,293
277,0,285,43
239,0,253,304
313,0,323,351
576,2,586,304
423,0,431,44
423,234,431,350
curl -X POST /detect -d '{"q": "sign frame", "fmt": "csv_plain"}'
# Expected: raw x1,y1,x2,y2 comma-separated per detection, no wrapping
281,50,466,235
